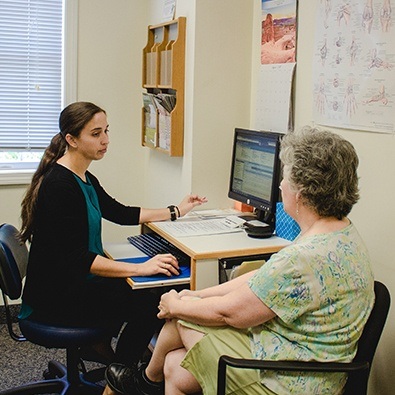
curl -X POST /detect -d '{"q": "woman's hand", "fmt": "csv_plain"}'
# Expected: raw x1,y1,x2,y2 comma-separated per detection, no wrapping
177,194,208,217
138,194,208,223
137,254,180,277
157,290,201,319
157,289,181,319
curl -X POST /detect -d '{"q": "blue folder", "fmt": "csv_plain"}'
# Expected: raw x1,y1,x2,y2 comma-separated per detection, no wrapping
117,257,191,284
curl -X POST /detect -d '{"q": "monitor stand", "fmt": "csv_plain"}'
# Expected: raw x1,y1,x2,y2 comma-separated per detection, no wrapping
244,225,273,238
237,213,257,221
239,209,275,226
239,209,275,238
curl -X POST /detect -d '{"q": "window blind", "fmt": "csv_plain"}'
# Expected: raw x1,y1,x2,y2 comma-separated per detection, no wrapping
0,0,63,151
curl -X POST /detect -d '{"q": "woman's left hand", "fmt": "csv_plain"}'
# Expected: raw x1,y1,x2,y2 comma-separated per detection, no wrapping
177,194,208,218
157,289,180,319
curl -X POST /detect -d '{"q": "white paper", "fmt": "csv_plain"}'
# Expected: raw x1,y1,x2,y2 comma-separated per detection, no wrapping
254,63,296,133
152,217,245,238
163,0,176,22
192,208,241,219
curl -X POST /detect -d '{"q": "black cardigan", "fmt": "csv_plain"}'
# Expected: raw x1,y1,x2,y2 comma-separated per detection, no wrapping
22,164,140,314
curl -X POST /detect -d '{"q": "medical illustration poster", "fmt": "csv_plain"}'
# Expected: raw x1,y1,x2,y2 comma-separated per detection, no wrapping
313,0,395,133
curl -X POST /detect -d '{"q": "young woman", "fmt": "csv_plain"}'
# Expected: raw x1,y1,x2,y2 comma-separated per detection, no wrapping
19,101,207,366
105,127,374,395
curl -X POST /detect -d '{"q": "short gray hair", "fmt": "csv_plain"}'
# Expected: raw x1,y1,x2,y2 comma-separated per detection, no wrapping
279,126,360,219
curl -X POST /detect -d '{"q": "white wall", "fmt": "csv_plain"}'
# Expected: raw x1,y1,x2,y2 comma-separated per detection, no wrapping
0,1,393,393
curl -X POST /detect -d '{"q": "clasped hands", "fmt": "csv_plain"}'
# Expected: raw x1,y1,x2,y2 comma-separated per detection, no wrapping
157,289,201,319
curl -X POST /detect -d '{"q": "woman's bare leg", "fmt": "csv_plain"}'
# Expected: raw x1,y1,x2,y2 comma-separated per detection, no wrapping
163,323,205,394
103,320,184,394
145,319,184,382
103,320,205,395
164,349,201,395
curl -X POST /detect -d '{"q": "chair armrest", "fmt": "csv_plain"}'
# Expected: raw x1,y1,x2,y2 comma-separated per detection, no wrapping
219,355,369,373
217,355,369,395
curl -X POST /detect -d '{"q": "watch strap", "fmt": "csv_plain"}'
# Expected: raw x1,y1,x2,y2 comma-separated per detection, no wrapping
167,205,177,221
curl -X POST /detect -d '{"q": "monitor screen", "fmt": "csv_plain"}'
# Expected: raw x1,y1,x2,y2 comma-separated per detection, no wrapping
228,128,283,226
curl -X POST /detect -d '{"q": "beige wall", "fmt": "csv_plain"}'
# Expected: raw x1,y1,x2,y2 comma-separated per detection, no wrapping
0,1,393,393
77,0,148,242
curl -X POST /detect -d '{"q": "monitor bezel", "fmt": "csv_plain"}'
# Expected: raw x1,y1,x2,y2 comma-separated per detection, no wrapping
228,128,283,225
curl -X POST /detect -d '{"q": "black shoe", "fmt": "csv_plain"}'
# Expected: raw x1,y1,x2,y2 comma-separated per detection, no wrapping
105,363,138,395
134,363,164,395
105,362,164,395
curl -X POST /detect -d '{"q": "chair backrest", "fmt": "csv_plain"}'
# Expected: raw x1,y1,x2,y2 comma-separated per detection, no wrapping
343,280,391,394
0,223,28,300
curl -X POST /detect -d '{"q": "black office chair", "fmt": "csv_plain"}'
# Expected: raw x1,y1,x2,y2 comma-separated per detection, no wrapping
0,223,111,395
217,280,390,395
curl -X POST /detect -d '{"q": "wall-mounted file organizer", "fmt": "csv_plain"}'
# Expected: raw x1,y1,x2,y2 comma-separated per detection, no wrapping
141,17,186,157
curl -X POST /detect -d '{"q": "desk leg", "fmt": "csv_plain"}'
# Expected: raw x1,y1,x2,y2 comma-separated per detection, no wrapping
192,258,219,290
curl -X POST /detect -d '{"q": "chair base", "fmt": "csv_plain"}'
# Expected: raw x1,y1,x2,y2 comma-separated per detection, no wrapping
0,359,105,395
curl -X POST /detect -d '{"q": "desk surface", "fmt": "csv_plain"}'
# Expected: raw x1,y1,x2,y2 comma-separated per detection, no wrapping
144,222,290,261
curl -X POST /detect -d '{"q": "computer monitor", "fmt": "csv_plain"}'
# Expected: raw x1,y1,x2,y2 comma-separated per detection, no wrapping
228,128,283,227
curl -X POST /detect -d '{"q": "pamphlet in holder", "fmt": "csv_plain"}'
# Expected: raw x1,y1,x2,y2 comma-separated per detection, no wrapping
142,94,158,147
158,112,171,150
144,114,157,147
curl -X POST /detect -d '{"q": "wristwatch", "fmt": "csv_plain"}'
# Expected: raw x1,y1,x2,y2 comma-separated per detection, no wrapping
167,205,177,221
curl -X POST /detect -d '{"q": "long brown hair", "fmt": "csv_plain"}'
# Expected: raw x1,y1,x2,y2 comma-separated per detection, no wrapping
20,102,106,242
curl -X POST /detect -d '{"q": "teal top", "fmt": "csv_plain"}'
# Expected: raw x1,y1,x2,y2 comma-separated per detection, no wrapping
73,173,104,279
19,173,103,319
248,223,374,395
74,174,104,256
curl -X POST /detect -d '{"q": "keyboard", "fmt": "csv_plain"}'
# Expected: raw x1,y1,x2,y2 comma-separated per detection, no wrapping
127,233,190,266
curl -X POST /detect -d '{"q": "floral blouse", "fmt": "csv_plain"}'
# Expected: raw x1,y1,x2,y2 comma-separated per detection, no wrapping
248,223,374,395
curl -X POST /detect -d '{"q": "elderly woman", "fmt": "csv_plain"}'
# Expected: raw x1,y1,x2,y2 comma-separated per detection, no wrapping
104,127,374,395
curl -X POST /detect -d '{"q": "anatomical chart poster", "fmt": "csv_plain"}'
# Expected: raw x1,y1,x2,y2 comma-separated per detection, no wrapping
313,0,395,133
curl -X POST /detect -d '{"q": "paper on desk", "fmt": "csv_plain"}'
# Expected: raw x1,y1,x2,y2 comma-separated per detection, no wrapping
153,217,245,237
192,208,241,219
